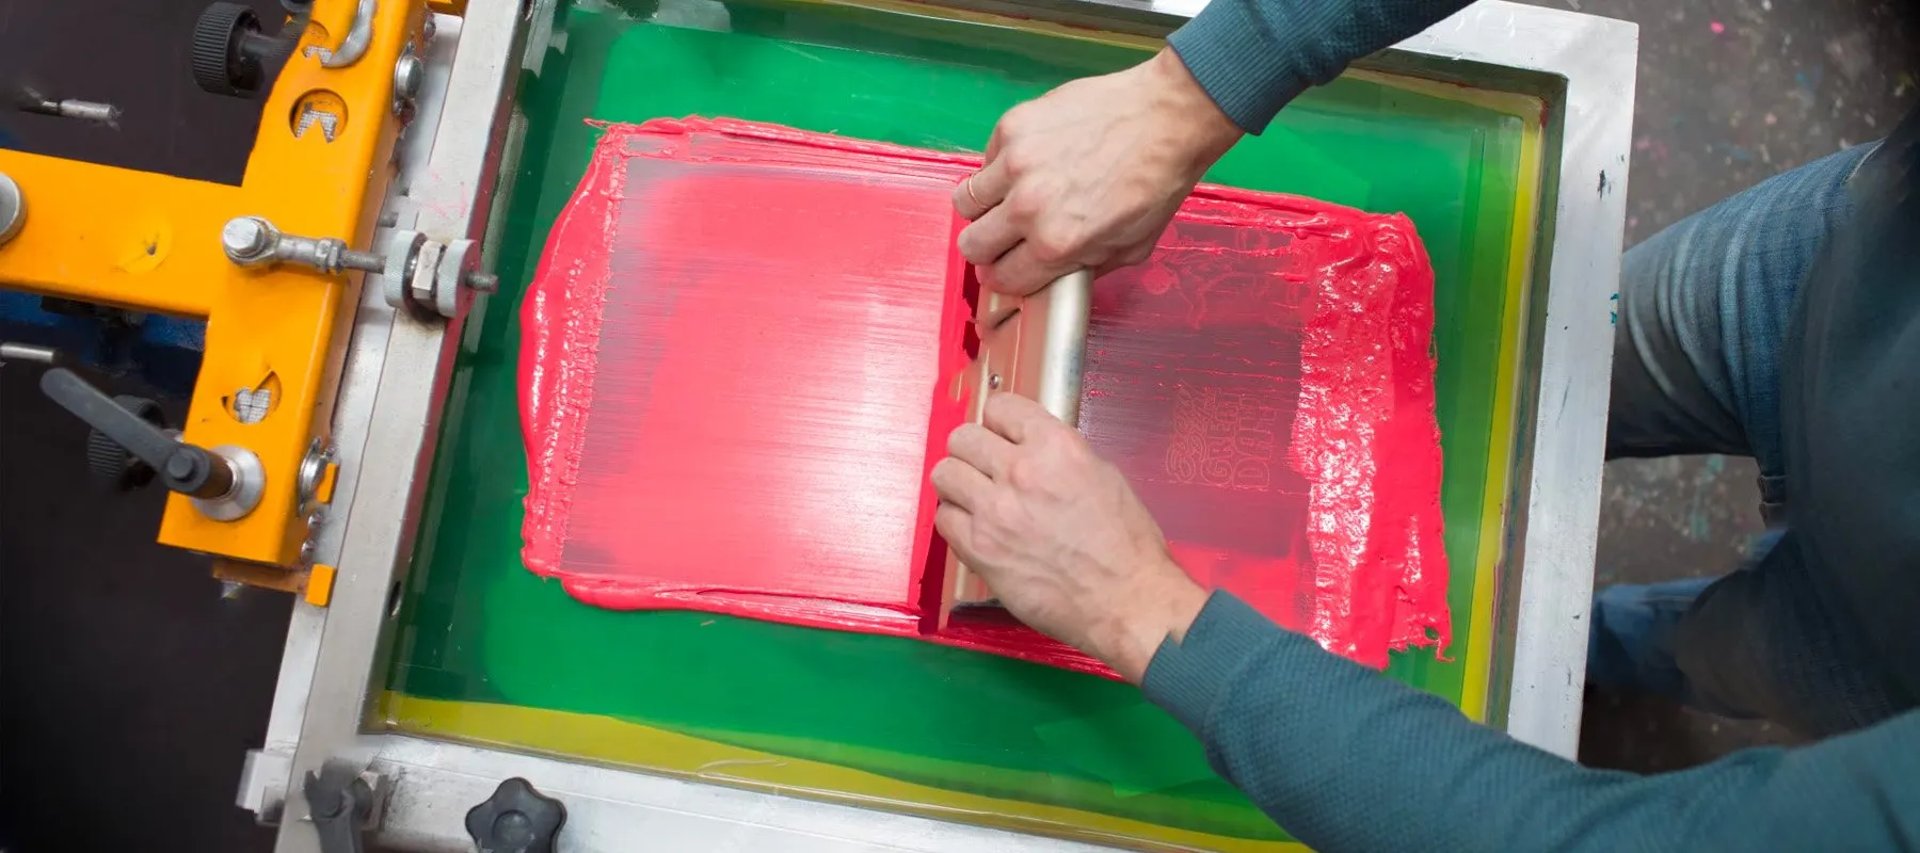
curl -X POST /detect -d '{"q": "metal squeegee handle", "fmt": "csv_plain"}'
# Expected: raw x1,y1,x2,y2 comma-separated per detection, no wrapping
1025,269,1092,427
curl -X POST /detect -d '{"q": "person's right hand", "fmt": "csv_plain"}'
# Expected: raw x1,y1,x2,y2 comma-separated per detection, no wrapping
952,48,1244,296
930,393,1208,683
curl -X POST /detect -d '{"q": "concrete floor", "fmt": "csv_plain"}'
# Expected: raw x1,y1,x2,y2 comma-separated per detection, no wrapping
2,0,1916,850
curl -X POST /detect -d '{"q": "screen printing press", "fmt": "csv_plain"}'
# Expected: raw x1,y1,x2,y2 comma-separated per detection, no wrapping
0,0,1636,849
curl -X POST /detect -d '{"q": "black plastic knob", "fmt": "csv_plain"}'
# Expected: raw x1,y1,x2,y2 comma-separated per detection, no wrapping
85,395,166,488
41,369,230,499
466,778,566,853
191,2,264,96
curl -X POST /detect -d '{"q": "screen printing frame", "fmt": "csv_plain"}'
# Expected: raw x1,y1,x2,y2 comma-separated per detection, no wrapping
250,1,1636,849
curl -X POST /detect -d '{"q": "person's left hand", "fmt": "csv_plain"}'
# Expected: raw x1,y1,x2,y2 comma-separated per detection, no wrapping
951,49,1243,296
930,392,1208,683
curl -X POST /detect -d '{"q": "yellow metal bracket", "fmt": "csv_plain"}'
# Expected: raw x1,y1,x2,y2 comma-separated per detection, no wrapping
0,0,427,569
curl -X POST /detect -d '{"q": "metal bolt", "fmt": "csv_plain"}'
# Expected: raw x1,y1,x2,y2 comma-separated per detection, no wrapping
339,249,387,273
223,216,388,276
0,173,24,246
299,539,317,565
296,439,335,515
165,453,199,481
53,100,121,125
421,14,435,41
392,53,424,103
381,230,427,311
0,343,59,365
988,373,1003,390
18,88,120,126
222,216,275,262
464,271,499,293
408,240,446,313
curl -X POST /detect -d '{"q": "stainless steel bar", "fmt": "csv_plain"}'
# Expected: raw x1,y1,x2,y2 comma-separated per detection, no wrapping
239,9,464,824
271,1,531,849
1030,269,1092,427
1395,3,1637,755
368,734,1116,852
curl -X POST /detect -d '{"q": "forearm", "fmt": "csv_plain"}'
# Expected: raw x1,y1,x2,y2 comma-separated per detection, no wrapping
1168,0,1472,133
1143,593,1920,852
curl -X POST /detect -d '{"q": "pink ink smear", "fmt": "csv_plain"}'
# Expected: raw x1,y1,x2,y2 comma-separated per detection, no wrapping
518,117,1450,676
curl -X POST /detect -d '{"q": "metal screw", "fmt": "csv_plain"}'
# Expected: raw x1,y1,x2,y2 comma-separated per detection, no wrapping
988,373,1003,390
339,249,386,273
0,173,26,246
421,14,435,41
392,53,424,103
18,88,120,126
296,439,335,514
0,343,59,365
222,217,275,262
464,271,499,293
408,240,446,312
52,100,121,125
223,216,387,275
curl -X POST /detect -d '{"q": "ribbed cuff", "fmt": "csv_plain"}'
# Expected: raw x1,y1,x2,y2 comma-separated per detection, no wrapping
1166,1,1309,135
1141,591,1282,736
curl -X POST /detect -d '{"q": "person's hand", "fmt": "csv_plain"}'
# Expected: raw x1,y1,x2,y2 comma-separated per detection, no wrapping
952,48,1243,296
930,392,1208,683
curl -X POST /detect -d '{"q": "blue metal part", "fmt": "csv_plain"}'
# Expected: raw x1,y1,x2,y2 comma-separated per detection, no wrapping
0,290,204,393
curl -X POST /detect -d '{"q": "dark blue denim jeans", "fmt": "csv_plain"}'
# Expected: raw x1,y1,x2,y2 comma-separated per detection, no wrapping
1588,141,1893,736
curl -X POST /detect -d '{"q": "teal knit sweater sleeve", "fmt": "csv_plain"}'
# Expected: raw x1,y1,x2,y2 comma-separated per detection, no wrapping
1142,592,1920,851
1166,0,1471,133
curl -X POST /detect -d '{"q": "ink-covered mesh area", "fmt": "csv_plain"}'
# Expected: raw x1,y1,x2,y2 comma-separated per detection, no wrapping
518,117,1449,675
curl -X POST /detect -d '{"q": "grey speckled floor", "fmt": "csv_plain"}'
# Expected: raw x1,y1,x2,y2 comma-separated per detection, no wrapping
1519,0,1919,770
1,1,1916,850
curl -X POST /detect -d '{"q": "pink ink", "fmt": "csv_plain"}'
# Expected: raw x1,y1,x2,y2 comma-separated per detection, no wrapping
519,118,1449,676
